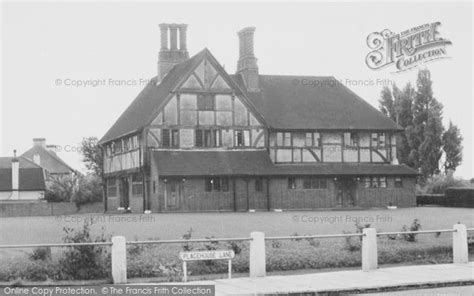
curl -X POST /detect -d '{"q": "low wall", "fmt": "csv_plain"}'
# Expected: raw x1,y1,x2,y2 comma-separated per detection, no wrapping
0,201,104,217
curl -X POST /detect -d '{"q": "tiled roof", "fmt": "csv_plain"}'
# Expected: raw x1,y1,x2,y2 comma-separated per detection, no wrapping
152,150,418,177
21,146,74,175
98,49,209,144
0,157,46,191
232,75,401,130
152,150,275,176
100,48,401,145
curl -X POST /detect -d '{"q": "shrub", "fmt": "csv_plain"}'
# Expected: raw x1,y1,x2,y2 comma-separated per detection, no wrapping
291,232,302,242
401,219,421,242
306,238,320,248
44,175,79,202
422,172,468,194
58,220,110,280
29,247,51,261
343,231,361,252
181,228,193,251
72,175,103,209
227,241,243,255
271,240,282,249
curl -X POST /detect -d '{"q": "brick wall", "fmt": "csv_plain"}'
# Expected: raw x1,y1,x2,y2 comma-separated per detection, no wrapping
0,201,103,217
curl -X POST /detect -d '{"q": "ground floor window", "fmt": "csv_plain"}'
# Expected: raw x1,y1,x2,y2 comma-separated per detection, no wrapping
132,174,143,196
363,176,387,188
288,177,297,189
107,178,117,197
395,177,403,188
205,177,229,192
303,177,327,189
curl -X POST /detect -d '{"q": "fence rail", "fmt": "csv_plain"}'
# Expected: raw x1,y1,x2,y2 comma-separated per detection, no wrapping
266,233,365,240
0,242,112,249
377,229,456,236
126,237,252,245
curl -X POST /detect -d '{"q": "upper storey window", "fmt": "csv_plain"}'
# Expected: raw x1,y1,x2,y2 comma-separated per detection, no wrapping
371,133,386,148
196,129,221,147
197,94,215,111
162,129,179,148
344,133,359,147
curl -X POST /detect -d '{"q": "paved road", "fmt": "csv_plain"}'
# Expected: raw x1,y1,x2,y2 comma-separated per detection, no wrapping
355,285,474,295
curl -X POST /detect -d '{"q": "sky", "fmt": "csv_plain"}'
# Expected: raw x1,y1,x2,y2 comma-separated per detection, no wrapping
1,1,472,178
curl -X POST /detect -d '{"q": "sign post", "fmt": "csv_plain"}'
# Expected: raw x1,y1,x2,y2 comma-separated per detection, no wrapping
179,250,235,282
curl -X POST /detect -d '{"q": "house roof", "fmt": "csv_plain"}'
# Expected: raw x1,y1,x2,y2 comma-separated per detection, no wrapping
21,146,75,175
99,49,209,144
0,157,46,191
152,150,275,176
232,75,402,130
152,150,418,177
100,48,400,145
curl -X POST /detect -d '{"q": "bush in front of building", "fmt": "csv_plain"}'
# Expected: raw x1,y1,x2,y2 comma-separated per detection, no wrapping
28,247,51,261
58,220,111,280
420,171,469,194
44,175,79,202
444,187,474,208
72,175,103,210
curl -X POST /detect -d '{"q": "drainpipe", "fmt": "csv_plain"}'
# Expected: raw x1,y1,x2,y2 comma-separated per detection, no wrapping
266,177,271,211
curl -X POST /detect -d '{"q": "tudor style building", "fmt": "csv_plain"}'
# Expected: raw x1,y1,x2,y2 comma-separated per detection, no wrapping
99,24,418,213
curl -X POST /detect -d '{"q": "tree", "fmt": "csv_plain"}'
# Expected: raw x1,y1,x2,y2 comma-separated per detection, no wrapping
378,69,461,181
80,137,103,176
408,69,445,179
442,121,463,173
419,99,444,177
44,174,79,202
379,86,395,121
378,83,414,165
72,175,103,209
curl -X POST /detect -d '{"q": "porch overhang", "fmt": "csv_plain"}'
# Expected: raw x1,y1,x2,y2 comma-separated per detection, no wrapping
152,150,418,177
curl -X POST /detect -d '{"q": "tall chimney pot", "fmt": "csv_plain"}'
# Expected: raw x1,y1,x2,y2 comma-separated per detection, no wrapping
236,27,259,92
159,23,169,50
178,24,188,51
169,24,179,51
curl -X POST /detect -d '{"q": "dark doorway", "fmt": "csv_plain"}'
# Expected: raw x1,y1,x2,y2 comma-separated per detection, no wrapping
165,179,182,210
120,177,130,209
335,178,356,207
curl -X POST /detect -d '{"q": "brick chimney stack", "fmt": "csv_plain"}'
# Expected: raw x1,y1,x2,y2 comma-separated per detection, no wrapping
158,23,189,81
33,138,46,148
236,27,259,92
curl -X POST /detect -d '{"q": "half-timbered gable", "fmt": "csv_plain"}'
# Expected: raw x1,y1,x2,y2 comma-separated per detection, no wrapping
146,49,266,150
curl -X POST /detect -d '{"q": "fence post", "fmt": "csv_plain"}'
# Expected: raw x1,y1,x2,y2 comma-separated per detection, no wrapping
111,236,127,284
250,232,266,277
453,224,468,264
362,228,377,271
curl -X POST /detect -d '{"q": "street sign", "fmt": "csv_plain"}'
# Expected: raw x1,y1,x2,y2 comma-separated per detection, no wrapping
179,250,235,282
179,250,235,261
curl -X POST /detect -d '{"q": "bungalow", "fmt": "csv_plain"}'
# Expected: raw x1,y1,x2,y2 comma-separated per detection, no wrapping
99,24,418,212
0,151,46,201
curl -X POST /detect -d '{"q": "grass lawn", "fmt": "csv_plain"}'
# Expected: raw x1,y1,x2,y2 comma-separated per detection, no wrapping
1,207,473,245
0,207,473,282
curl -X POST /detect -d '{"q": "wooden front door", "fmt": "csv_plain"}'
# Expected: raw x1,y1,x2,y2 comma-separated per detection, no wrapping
336,178,356,207
120,177,130,209
165,179,182,210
